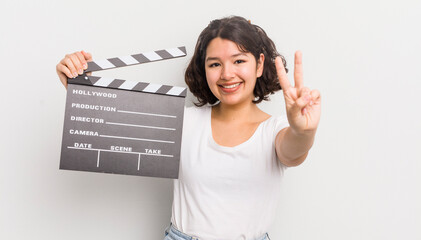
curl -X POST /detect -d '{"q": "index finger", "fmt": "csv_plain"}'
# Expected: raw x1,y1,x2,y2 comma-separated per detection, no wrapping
275,56,291,91
81,50,92,61
75,51,87,70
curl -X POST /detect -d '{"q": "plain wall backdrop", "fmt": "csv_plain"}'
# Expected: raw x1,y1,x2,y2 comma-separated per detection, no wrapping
1,0,420,239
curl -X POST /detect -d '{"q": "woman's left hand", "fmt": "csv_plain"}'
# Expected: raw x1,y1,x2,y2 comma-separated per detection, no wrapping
275,51,321,135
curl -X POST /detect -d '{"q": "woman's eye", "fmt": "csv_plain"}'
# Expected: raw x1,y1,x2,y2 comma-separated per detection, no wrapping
235,60,245,64
209,63,220,67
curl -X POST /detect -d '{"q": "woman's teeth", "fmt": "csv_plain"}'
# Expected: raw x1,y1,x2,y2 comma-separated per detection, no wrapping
221,83,240,89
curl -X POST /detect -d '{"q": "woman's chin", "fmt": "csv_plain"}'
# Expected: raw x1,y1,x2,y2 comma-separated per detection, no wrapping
217,96,252,107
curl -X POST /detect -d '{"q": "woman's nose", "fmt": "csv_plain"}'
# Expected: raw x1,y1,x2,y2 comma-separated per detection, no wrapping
221,65,235,80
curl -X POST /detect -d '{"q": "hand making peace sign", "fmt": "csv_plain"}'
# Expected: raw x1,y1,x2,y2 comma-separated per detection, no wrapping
275,51,321,135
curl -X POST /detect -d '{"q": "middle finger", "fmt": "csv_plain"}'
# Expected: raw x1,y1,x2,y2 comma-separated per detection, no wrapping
294,51,304,89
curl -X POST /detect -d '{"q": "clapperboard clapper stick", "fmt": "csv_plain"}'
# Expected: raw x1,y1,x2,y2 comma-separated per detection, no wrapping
60,47,187,179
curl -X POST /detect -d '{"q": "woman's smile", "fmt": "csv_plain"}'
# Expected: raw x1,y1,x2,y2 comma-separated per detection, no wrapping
218,82,242,92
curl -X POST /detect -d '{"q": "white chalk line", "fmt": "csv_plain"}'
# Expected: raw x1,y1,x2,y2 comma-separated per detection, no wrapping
67,146,174,158
117,110,176,118
99,134,174,144
105,122,176,131
97,150,101,167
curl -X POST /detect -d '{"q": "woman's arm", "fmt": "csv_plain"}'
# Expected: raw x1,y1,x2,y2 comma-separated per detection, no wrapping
275,127,316,167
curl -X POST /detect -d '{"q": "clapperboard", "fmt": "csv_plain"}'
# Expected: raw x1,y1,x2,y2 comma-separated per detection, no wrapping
60,47,187,179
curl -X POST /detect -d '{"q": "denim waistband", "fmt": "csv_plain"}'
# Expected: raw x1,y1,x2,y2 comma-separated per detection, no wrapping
164,223,270,240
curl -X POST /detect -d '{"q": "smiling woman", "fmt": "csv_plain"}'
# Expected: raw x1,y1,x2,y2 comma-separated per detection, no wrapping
170,16,320,240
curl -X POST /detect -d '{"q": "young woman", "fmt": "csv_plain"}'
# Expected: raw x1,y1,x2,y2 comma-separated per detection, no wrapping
56,16,321,240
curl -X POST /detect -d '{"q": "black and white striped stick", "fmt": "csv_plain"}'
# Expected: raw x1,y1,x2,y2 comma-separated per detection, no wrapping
86,46,186,72
68,46,187,97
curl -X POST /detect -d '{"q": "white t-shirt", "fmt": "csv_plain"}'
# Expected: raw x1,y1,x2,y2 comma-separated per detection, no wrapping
171,106,289,240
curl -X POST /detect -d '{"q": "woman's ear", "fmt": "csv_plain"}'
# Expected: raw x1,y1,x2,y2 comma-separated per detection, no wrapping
256,53,265,78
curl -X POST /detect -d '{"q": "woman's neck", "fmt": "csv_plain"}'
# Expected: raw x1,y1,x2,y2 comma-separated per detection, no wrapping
212,101,263,123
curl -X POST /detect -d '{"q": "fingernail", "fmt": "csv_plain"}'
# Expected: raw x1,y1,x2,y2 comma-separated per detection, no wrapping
78,69,83,74
83,63,87,69
73,72,78,78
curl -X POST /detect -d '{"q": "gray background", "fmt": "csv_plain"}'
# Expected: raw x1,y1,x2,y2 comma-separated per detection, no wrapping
1,0,420,239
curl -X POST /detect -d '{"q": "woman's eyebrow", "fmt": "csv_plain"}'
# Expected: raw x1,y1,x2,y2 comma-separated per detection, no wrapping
206,53,248,62
232,53,248,58
205,57,219,62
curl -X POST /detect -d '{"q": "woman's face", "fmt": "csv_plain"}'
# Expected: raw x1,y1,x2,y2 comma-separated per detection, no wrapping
205,37,264,107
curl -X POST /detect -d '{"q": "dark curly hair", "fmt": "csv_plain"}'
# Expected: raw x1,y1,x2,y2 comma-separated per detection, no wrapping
185,16,288,106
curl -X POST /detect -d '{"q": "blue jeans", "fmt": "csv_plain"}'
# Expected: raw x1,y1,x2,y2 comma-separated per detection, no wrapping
164,223,271,240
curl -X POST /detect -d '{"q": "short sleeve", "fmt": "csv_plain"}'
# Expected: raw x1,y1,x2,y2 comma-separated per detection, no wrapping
270,115,290,170
272,115,289,142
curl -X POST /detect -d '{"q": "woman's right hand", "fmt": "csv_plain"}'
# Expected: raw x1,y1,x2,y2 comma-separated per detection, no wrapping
56,51,92,88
